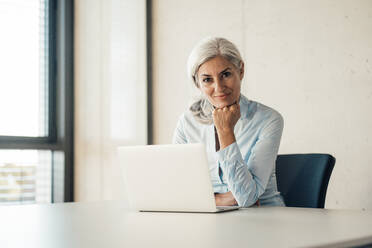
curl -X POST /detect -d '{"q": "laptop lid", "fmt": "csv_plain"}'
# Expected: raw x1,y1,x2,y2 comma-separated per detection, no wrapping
117,143,218,212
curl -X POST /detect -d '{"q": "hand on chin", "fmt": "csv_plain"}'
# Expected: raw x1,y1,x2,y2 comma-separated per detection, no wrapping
213,99,237,109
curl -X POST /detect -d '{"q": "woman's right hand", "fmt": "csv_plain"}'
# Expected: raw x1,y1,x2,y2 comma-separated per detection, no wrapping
212,103,241,150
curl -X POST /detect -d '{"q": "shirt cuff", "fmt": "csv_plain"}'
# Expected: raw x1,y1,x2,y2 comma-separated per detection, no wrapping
217,142,244,166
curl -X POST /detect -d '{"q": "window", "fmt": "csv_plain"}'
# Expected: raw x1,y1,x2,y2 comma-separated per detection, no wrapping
0,0,49,138
0,0,73,205
0,150,51,205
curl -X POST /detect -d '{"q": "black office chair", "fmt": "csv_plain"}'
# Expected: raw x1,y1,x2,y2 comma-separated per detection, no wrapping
275,154,335,208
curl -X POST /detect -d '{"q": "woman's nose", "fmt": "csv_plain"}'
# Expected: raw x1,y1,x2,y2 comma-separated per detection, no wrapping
215,78,225,92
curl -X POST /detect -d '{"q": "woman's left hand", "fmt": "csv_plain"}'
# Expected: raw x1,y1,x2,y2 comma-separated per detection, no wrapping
215,191,238,206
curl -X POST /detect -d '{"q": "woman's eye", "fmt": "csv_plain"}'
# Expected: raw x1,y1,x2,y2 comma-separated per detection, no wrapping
222,71,231,78
202,78,212,83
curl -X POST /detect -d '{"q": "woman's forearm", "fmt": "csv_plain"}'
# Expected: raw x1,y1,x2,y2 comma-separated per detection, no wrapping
216,129,236,150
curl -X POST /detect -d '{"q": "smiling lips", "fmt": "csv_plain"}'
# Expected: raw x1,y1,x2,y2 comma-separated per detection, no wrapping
214,92,231,98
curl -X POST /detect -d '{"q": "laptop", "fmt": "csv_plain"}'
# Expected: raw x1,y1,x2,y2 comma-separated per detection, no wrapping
117,143,240,213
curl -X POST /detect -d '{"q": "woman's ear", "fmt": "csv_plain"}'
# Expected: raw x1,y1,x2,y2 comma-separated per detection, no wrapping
239,62,245,81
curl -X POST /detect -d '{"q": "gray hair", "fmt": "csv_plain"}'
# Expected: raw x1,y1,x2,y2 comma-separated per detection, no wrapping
187,37,244,124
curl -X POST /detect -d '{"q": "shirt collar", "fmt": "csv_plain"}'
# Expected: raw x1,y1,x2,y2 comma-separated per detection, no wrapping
239,94,251,120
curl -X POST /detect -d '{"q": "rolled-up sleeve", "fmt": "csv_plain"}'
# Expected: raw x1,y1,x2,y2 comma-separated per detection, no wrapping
217,114,284,207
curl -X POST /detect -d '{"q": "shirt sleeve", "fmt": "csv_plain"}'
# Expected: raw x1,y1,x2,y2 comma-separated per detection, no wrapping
172,115,187,144
217,114,284,207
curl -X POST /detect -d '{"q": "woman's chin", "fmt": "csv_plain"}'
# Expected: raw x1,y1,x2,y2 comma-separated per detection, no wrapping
213,100,234,109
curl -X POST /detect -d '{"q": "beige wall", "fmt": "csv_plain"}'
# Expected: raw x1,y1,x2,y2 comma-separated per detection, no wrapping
153,0,372,209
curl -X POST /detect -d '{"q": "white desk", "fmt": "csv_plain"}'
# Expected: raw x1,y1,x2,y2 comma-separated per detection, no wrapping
1,201,371,248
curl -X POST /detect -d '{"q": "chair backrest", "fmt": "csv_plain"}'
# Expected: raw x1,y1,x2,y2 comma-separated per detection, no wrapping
275,154,335,208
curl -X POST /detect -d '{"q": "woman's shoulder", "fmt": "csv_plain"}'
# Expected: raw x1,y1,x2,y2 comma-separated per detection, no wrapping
240,95,283,124
176,108,206,129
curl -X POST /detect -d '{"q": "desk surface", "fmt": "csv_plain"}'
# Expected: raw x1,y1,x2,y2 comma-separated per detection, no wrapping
1,201,372,248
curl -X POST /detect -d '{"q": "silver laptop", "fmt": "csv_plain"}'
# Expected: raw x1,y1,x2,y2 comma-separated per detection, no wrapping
117,143,240,213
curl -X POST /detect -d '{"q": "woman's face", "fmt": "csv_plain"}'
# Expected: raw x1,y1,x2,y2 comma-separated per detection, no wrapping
197,56,244,108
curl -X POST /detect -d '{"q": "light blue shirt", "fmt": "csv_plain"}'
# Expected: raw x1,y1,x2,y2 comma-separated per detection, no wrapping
172,95,285,207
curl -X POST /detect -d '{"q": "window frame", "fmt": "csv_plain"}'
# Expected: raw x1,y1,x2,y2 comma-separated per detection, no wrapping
0,0,74,202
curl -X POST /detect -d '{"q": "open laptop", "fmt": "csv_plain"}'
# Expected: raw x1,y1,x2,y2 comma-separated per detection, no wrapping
117,143,240,213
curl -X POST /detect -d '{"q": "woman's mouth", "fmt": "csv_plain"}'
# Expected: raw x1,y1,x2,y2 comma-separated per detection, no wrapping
214,92,231,99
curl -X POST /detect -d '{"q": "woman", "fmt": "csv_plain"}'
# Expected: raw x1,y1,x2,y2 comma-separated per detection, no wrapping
173,37,285,207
